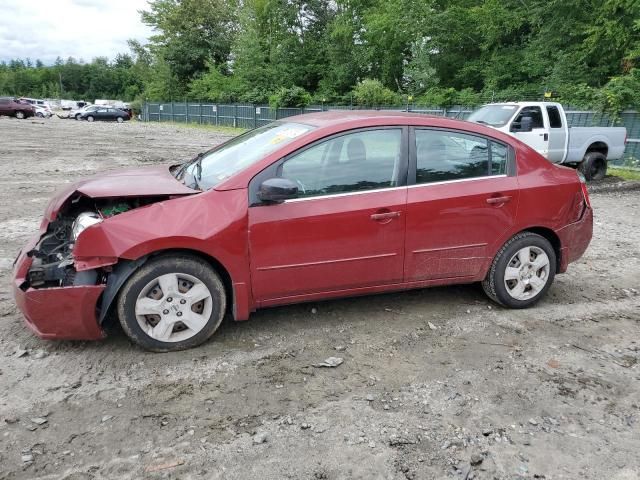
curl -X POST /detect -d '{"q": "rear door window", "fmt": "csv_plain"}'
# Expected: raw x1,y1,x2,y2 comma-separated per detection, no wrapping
414,129,509,183
546,106,563,128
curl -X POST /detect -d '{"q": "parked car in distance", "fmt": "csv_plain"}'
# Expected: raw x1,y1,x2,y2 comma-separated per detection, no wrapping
79,106,130,123
13,111,593,352
468,102,627,180
0,97,35,119
68,104,97,120
33,105,52,118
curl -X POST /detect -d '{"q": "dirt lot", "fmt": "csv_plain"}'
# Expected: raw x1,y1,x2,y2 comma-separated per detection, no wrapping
0,117,638,480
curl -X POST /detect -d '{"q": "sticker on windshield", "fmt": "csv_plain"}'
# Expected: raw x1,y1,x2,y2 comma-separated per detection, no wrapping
269,127,308,145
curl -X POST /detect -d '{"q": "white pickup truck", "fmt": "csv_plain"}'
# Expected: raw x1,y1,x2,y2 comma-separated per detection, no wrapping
468,102,627,180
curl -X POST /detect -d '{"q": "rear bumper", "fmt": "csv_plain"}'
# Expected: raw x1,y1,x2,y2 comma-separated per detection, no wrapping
12,236,105,341
557,206,593,273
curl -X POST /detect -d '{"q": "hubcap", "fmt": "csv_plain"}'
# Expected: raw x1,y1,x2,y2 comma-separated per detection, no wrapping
135,272,212,343
504,246,550,301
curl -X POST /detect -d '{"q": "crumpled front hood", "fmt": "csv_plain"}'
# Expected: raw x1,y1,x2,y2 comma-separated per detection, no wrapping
43,165,196,223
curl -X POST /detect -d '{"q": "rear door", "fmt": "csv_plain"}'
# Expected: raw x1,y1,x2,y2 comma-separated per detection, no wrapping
0,98,9,115
404,128,519,281
545,105,567,163
248,127,409,302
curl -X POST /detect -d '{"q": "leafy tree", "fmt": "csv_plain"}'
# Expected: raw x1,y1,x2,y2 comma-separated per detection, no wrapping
352,79,401,106
269,86,312,108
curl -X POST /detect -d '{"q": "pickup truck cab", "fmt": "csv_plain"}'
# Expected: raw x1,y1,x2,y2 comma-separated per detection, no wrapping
468,102,627,180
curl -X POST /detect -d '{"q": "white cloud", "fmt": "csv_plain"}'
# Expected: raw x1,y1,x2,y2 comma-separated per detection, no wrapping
0,0,154,63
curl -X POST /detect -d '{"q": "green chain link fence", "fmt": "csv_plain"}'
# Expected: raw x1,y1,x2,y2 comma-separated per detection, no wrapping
142,102,639,167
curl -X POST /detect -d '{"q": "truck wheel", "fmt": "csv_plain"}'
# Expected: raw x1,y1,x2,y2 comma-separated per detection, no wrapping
117,255,226,352
482,232,556,309
579,152,607,181
15,111,25,119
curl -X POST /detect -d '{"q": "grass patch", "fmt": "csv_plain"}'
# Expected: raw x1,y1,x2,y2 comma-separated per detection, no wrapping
143,120,246,136
608,166,640,181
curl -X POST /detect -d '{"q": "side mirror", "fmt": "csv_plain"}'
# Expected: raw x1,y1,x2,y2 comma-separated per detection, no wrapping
258,178,298,203
512,116,533,133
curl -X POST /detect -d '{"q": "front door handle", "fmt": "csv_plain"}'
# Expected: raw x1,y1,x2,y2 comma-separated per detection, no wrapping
486,196,512,205
370,211,401,221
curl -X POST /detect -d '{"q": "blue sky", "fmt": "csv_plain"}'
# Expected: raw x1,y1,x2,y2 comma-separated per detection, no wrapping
0,0,153,64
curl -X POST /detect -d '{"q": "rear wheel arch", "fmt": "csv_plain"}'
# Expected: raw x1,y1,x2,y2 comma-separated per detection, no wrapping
521,227,562,273
100,248,235,326
488,227,562,277
585,141,608,157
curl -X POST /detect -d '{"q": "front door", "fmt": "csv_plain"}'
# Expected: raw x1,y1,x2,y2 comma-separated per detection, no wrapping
405,128,519,281
510,106,550,158
248,127,408,302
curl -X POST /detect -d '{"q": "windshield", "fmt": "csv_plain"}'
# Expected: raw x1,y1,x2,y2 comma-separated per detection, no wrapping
468,104,519,127
182,122,315,190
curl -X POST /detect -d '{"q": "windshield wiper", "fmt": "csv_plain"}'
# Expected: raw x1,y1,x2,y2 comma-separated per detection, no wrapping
175,152,204,180
474,120,489,124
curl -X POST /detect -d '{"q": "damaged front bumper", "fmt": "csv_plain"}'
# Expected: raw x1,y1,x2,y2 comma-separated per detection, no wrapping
12,235,105,341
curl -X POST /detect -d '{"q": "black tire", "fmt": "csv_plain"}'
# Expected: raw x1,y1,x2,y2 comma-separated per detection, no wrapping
117,116,124,123
36,112,43,118
86,115,95,122
117,255,226,352
75,114,82,120
482,232,556,309
579,151,607,181
15,111,25,119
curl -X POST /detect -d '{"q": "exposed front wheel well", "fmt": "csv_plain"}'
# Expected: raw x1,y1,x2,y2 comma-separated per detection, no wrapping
100,249,234,326
146,249,234,315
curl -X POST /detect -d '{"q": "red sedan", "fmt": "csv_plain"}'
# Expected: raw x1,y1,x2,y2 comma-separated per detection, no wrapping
12,112,593,351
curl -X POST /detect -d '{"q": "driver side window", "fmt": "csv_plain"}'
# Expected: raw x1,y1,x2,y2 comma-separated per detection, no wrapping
279,129,403,198
513,107,544,129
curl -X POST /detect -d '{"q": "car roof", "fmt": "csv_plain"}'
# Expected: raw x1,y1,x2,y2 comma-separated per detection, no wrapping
285,110,515,141
290,110,442,127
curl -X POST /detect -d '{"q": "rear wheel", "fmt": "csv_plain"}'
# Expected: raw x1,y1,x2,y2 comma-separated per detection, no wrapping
482,232,556,308
75,114,82,120
117,255,226,352
117,116,124,123
579,151,607,181
15,111,25,119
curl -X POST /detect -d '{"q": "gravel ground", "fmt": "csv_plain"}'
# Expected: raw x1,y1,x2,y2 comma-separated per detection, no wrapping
0,117,638,480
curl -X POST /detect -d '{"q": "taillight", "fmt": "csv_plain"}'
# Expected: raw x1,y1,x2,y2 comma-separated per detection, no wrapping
577,172,591,208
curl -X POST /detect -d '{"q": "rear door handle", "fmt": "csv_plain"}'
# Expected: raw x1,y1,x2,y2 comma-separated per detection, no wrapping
370,211,401,221
486,196,512,205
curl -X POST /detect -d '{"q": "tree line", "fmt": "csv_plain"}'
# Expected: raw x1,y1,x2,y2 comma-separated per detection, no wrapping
1,0,639,116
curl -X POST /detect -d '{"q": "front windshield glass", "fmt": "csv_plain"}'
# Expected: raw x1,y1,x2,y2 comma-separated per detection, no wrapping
468,104,519,127
183,122,314,190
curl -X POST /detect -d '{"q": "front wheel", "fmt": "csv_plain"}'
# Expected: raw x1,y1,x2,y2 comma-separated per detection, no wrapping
482,232,556,308
117,255,226,352
15,111,25,119
117,116,124,123
579,152,607,181
86,115,94,122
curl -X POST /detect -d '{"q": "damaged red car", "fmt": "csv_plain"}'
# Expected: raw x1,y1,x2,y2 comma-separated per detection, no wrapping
12,112,593,351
